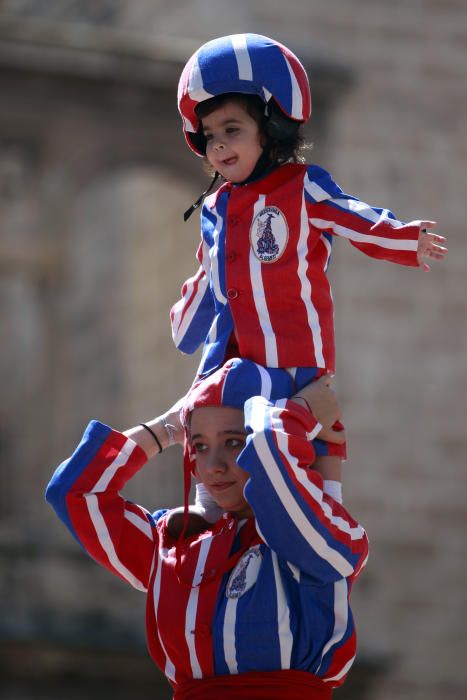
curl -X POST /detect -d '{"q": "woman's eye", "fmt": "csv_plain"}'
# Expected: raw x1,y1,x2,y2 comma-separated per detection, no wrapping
226,438,245,449
192,443,207,453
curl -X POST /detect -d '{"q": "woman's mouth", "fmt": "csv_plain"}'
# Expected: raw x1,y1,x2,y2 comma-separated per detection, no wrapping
209,482,235,492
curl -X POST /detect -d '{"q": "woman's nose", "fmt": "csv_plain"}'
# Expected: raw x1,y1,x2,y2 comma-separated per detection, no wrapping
205,448,227,472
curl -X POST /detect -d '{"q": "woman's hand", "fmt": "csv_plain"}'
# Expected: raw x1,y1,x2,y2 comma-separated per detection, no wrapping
292,376,345,444
123,396,186,458
156,396,186,447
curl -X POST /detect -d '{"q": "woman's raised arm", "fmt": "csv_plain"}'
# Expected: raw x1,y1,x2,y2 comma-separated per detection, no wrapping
45,399,185,592
239,390,368,585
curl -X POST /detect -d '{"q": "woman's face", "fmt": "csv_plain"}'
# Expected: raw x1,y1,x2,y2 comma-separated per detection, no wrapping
189,405,253,518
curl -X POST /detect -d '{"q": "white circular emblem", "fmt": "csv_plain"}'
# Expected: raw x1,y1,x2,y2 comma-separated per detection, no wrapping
250,206,288,263
225,545,262,599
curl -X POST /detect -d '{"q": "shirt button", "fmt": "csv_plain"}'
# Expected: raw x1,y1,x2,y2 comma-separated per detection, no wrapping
202,568,217,581
226,252,237,263
227,288,239,299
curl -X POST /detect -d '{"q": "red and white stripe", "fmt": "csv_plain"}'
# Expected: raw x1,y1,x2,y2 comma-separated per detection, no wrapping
298,189,325,367
249,195,279,366
171,239,210,346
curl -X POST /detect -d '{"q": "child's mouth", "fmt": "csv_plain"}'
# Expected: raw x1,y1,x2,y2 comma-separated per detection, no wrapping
223,157,237,166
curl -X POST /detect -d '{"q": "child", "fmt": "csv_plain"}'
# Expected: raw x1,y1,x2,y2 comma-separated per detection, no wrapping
170,33,447,504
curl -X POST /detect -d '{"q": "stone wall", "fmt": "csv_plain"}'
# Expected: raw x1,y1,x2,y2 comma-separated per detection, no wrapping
259,3,466,698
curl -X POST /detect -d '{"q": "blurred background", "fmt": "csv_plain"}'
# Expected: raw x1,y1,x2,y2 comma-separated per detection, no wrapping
0,1,465,698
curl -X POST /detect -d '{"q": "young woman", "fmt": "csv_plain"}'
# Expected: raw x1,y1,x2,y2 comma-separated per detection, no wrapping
46,358,368,699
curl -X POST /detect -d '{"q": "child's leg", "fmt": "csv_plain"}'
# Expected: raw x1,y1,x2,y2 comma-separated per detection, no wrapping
314,455,342,482
312,418,346,504
290,367,346,504
313,455,343,504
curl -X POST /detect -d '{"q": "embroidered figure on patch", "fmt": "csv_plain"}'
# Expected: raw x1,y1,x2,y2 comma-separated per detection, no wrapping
250,206,288,263
226,545,262,599
257,212,280,257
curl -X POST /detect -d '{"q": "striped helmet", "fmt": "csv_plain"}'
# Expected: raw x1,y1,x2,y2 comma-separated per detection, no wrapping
182,357,294,474
178,33,312,156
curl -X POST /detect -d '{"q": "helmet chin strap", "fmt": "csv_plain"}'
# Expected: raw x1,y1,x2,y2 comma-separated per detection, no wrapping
183,150,274,222
235,148,274,186
183,171,220,222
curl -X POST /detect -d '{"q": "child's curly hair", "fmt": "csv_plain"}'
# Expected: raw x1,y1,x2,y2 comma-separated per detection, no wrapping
195,93,309,175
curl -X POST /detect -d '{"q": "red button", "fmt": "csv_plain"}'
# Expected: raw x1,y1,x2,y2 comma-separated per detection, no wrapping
226,252,237,262
227,288,239,299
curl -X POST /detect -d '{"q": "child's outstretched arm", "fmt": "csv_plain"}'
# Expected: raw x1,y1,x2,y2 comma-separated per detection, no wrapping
305,165,448,269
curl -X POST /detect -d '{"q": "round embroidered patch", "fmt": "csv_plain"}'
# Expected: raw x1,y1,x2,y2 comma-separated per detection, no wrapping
250,206,288,263
226,545,262,599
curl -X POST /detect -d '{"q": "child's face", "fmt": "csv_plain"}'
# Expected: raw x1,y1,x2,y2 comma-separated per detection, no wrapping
201,101,264,183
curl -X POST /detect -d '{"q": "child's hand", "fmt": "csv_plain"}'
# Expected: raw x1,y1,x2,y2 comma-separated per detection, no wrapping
417,222,447,271
292,375,341,430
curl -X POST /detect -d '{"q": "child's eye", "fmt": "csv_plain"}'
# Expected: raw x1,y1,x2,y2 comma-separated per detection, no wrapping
226,127,239,134
204,133,213,142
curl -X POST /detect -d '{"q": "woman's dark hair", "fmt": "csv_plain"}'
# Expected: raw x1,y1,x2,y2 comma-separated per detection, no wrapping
195,93,308,168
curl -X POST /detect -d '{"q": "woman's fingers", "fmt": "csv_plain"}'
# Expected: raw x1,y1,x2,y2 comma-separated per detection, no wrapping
317,427,346,444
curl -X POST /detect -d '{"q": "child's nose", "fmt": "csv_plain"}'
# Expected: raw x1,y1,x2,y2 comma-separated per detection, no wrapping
213,137,225,151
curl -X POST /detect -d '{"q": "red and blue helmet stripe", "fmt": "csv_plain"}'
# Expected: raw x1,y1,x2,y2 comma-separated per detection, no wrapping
181,357,295,475
182,357,295,423
178,33,312,155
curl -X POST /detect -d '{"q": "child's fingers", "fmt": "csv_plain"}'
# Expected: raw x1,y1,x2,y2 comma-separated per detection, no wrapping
421,220,437,230
423,245,447,262
423,235,446,246
430,249,447,259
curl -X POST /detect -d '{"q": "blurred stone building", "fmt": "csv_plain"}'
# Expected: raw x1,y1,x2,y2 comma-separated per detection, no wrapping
0,2,465,699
